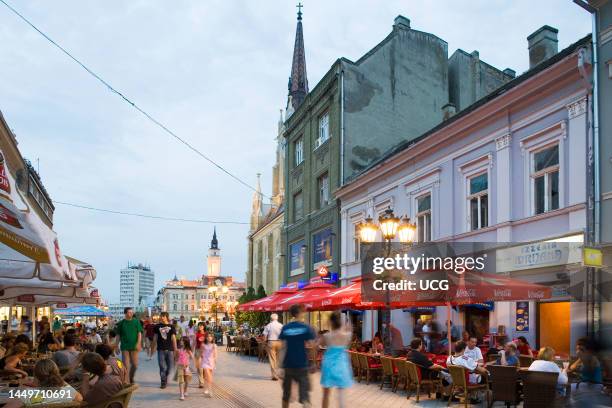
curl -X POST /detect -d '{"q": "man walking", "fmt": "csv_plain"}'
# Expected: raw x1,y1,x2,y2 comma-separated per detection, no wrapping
152,312,177,389
263,313,283,380
279,304,315,408
115,307,143,384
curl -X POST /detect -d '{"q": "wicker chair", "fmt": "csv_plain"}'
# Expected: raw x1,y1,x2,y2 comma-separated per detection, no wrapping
357,353,382,385
83,384,139,408
348,351,361,381
405,360,441,402
379,356,398,390
519,370,560,408
487,365,520,407
394,358,409,393
519,355,534,368
257,341,268,362
447,365,489,408
225,335,235,352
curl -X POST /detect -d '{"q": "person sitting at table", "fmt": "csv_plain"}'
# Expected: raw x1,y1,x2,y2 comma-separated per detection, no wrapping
13,335,31,351
487,342,519,367
79,352,124,405
461,330,470,343
447,341,488,385
95,343,129,385
463,336,484,365
0,334,16,359
567,337,603,385
0,343,29,378
370,333,383,354
515,336,534,358
36,323,59,353
528,346,568,394
407,338,445,380
4,359,83,408
52,334,80,370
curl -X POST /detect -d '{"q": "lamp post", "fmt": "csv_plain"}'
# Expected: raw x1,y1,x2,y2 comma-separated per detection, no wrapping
357,207,416,355
208,284,228,329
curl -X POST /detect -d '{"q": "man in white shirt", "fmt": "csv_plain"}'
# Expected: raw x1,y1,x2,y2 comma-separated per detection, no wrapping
463,336,484,365
263,314,283,380
447,341,488,385
178,315,189,339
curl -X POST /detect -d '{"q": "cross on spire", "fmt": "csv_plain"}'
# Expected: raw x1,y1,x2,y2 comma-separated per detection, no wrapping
297,2,303,20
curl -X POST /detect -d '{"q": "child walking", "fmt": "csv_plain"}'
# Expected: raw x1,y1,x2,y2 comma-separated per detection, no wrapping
200,332,217,397
176,338,195,400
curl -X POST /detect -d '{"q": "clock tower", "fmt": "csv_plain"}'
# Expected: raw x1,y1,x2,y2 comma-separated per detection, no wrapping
207,227,221,277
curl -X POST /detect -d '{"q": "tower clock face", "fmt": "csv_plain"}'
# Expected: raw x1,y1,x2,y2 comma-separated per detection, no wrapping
215,279,222,286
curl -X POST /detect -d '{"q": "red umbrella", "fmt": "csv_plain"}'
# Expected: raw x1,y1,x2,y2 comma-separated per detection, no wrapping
280,282,336,311
237,287,299,312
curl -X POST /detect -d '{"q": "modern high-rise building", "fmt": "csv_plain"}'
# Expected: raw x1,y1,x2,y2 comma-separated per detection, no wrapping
119,263,155,311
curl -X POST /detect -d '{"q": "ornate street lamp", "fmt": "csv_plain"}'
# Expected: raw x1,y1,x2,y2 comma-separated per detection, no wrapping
208,284,228,328
356,207,416,355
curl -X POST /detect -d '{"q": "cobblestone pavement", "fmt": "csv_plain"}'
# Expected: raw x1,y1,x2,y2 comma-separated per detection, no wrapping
130,348,451,408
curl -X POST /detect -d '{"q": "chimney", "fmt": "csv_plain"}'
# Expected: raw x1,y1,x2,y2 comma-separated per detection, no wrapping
527,25,559,69
393,15,410,30
503,68,516,78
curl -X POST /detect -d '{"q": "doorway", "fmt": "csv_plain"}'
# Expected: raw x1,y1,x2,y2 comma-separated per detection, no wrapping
465,307,490,343
538,302,570,355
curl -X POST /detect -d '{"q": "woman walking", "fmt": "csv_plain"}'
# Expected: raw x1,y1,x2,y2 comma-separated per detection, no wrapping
176,338,195,400
194,323,206,388
199,332,217,398
320,311,353,408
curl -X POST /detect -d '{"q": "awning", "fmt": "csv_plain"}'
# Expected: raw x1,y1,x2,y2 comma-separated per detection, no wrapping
280,282,336,310
54,305,108,317
0,149,79,288
237,287,299,312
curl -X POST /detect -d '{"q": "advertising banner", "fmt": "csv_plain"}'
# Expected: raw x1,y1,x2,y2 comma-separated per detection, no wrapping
313,228,332,270
289,240,305,276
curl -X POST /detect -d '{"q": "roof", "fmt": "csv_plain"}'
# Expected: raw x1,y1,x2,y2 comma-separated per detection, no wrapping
343,33,592,185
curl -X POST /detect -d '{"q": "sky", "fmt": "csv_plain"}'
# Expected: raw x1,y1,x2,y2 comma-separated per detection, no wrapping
0,1,590,303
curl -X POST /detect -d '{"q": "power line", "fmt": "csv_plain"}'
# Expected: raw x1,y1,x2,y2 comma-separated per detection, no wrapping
54,201,248,225
0,0,267,199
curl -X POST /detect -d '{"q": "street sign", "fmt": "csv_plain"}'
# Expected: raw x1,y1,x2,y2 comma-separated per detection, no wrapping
56,303,67,309
17,294,35,303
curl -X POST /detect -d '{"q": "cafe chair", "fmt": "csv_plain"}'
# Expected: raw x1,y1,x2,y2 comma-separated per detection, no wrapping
226,334,236,352
519,370,560,408
518,355,534,368
487,365,520,407
257,341,267,362
447,365,490,408
82,384,139,408
393,359,409,393
357,352,382,385
348,351,361,381
379,356,398,390
405,360,441,402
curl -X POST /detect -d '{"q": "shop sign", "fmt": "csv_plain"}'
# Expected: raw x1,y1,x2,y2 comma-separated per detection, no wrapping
0,152,10,196
289,240,306,276
515,301,529,332
583,247,603,267
17,294,35,303
317,265,328,277
56,303,67,309
496,238,582,273
313,228,333,270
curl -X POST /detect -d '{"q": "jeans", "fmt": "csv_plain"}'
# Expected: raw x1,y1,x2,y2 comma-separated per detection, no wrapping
282,368,310,404
157,350,174,384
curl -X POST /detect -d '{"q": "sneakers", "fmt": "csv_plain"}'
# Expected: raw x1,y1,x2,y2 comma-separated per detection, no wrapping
160,382,167,389
179,395,185,401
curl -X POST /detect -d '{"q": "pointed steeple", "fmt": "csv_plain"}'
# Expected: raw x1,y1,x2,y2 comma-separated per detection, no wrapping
250,173,264,231
210,227,219,250
288,2,308,112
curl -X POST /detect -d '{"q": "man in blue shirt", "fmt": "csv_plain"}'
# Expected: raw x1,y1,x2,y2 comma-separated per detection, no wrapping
279,304,315,408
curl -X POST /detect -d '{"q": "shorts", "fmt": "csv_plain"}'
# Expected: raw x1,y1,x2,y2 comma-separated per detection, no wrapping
176,364,192,384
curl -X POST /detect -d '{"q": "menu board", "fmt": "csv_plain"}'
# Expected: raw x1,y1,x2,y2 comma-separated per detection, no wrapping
289,240,305,276
515,301,529,332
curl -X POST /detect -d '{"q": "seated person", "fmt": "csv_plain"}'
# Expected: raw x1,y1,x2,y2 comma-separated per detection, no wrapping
528,346,568,394
463,337,484,365
487,342,519,367
516,336,534,357
447,341,488,385
4,359,83,408
95,344,129,385
52,334,80,370
79,352,124,405
371,333,384,354
567,337,602,384
0,343,29,378
406,338,445,379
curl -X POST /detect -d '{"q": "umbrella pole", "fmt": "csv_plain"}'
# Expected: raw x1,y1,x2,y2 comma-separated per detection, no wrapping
447,302,451,356
31,305,36,348
370,310,374,341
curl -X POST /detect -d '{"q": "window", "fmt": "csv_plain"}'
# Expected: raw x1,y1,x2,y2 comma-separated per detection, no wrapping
532,144,559,214
317,173,329,209
353,225,361,262
173,304,177,311
416,194,431,242
294,137,304,166
468,172,488,230
315,112,329,148
293,191,304,221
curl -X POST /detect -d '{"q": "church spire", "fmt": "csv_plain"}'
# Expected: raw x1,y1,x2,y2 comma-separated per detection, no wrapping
288,2,308,112
210,227,219,250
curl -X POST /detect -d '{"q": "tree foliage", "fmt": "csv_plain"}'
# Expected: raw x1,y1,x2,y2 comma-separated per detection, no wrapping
235,285,269,329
